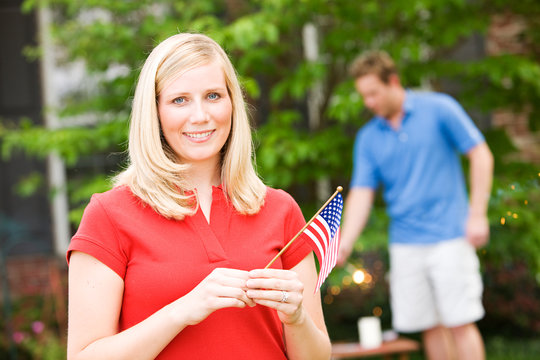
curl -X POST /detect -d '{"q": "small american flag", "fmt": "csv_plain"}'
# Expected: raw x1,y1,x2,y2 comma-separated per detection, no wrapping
301,192,343,290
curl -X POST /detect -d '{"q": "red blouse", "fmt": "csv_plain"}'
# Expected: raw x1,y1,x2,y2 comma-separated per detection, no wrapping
68,185,312,359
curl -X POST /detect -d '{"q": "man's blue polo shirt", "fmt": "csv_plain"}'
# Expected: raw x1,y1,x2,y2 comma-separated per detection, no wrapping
350,91,485,244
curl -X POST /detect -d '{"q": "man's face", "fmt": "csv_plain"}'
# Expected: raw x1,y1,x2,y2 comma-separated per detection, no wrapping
354,74,398,119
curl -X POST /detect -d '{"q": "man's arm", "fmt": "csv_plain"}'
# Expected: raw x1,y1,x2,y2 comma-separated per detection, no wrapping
336,187,375,266
466,142,494,248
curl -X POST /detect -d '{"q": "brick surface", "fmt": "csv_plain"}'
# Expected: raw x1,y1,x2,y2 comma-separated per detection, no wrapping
486,13,540,163
1,255,67,298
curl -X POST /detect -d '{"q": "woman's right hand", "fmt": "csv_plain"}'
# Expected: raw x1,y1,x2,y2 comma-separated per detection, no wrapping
175,268,255,326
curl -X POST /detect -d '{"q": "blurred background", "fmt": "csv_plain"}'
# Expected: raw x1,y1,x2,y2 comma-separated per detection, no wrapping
1,0,539,358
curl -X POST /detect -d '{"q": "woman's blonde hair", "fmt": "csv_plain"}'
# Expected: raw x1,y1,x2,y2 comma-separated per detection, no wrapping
114,33,266,219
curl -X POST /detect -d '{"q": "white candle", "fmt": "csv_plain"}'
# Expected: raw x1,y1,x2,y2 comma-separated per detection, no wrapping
358,316,382,349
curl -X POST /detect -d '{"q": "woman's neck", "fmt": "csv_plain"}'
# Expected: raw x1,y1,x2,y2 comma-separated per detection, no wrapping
186,160,221,222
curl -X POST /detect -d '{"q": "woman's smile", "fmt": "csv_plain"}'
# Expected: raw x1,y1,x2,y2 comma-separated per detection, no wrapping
184,130,215,141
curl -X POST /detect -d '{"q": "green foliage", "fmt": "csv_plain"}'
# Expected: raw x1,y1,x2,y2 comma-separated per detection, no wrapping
479,131,540,336
13,172,44,198
481,130,540,277
255,111,352,188
487,170,540,273
2,0,538,209
1,117,127,165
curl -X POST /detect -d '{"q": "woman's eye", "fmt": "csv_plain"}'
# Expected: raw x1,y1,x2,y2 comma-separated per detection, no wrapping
208,92,220,100
173,97,185,104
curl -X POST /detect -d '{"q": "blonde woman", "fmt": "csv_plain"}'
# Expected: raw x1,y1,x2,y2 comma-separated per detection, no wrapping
66,33,331,360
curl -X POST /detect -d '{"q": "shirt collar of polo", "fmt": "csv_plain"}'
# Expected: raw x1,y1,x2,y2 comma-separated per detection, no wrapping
374,89,414,130
403,89,414,115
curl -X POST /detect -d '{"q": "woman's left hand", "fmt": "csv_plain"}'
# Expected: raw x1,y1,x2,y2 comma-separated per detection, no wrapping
246,268,305,325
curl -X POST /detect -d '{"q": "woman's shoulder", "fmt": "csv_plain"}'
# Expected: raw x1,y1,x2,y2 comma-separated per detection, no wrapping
91,184,134,201
265,186,293,200
89,185,145,212
262,186,299,210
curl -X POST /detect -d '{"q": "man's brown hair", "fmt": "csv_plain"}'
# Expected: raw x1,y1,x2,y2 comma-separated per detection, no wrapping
349,50,397,84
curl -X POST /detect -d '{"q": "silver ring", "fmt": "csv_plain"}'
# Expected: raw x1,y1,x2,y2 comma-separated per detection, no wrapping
280,290,289,303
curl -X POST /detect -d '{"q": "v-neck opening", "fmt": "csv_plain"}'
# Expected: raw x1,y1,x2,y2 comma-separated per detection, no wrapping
195,184,225,225
188,185,230,264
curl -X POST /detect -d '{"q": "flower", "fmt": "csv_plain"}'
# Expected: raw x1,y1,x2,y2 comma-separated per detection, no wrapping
31,321,45,334
12,331,26,344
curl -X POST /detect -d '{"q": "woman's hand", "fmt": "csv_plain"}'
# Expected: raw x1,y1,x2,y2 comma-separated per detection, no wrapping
177,268,255,326
246,269,305,325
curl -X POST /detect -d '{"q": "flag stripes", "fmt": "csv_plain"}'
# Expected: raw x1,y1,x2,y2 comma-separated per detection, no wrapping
300,192,343,291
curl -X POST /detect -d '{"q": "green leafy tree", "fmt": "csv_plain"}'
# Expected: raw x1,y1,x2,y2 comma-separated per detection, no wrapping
1,2,540,331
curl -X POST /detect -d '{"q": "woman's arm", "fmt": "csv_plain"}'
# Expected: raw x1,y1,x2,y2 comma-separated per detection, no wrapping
247,253,332,360
68,251,254,360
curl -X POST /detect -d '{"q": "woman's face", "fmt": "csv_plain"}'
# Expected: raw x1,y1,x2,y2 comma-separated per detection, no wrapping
157,62,232,167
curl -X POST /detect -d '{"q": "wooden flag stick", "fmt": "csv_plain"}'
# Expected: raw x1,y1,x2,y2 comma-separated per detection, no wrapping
264,186,343,269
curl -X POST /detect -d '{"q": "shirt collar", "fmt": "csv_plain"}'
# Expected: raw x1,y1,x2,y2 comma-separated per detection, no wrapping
373,89,414,129
403,89,414,115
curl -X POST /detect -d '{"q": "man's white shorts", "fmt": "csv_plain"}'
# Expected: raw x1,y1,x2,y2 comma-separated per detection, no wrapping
389,238,484,333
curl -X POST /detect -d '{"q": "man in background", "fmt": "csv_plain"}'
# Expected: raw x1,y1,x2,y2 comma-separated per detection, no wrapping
337,51,493,360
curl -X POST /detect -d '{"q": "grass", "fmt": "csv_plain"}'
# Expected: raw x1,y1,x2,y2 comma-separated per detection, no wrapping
485,336,540,360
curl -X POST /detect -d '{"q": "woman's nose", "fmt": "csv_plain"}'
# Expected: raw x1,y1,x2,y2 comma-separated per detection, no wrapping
189,100,209,123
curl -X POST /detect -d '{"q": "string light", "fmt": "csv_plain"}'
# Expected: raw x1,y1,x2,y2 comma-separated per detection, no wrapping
500,217,506,225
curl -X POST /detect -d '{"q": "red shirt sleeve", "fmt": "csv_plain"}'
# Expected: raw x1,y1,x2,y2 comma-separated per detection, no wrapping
67,192,128,278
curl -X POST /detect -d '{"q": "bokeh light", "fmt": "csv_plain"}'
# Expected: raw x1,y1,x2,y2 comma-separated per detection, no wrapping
330,285,341,295
353,269,365,284
324,294,333,305
364,273,373,284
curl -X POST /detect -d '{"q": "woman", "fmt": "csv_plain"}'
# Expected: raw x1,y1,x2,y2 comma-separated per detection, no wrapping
67,33,331,359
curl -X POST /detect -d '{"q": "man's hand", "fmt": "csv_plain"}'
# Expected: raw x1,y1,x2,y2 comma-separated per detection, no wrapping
466,213,490,248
